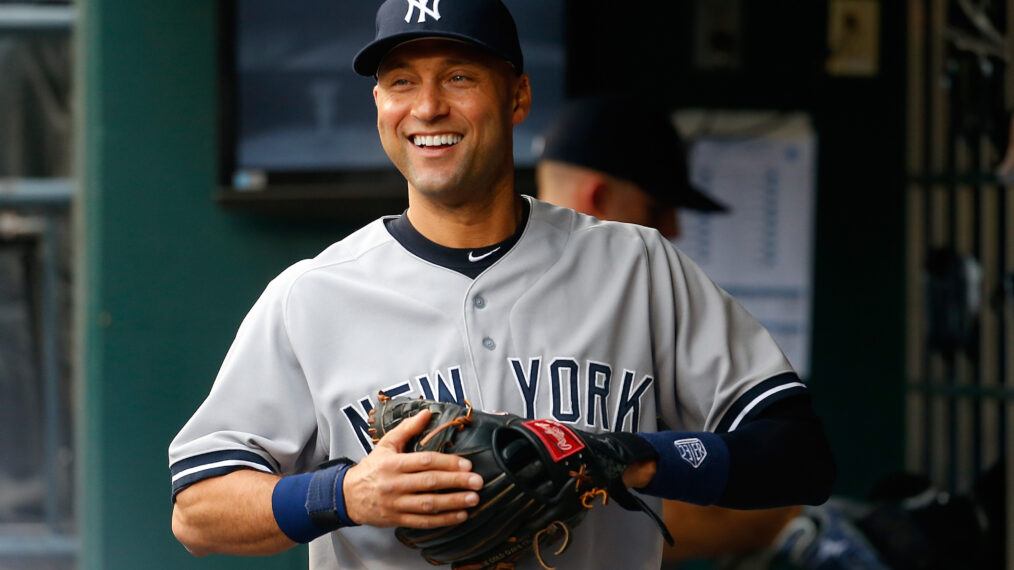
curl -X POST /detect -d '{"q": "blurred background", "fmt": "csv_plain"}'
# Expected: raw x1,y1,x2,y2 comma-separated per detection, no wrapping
0,0,1010,568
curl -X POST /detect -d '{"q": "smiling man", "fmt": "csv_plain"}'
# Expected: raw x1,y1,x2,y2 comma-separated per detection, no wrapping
168,1,835,569
372,37,530,247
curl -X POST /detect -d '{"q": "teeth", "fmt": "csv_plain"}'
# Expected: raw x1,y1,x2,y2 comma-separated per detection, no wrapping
413,134,462,147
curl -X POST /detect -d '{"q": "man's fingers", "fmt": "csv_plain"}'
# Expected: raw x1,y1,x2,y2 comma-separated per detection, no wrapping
387,451,474,475
379,469,483,494
396,508,472,529
393,489,480,516
343,462,482,528
373,411,473,473
390,490,481,528
376,408,431,452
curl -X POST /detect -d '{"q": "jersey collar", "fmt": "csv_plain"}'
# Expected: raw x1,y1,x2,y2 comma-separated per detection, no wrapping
384,198,531,279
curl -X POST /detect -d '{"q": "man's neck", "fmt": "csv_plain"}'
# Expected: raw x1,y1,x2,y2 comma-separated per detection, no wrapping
405,188,524,249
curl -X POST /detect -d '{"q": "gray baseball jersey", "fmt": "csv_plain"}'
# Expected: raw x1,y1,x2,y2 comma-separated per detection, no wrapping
169,196,805,569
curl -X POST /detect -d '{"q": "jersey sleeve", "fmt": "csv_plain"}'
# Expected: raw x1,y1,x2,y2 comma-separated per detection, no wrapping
168,262,320,500
648,233,808,433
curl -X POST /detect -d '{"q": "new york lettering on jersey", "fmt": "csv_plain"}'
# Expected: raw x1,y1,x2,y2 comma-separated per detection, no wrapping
340,358,657,454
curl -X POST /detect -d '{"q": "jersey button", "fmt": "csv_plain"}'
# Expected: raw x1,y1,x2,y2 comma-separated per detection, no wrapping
473,295,486,309
482,337,496,350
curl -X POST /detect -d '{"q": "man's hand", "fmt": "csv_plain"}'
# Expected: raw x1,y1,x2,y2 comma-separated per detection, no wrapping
622,459,658,489
343,409,483,528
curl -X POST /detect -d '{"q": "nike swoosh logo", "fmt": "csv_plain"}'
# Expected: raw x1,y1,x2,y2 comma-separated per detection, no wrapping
468,247,501,262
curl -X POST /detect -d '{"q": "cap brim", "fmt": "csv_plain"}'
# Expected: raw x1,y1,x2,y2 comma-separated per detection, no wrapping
678,187,728,213
353,32,514,76
650,180,728,212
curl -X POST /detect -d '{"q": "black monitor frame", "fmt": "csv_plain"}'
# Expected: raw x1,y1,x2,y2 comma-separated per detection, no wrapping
216,0,563,220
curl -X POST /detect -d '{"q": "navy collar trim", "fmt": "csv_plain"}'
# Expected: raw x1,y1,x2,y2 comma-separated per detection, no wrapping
384,200,530,279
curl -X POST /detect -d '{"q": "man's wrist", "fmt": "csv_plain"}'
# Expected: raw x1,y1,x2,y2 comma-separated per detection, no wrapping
271,458,359,543
622,459,658,488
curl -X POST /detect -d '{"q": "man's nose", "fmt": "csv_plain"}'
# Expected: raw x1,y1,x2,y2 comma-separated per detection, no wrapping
411,82,449,122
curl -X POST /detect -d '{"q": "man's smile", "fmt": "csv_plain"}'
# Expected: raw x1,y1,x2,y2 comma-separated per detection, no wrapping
412,134,463,148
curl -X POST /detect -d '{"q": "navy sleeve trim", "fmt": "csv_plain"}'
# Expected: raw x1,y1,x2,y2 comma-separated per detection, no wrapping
170,449,276,501
715,372,809,433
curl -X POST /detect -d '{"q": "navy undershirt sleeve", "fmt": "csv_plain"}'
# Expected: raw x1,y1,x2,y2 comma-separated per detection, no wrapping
638,395,835,509
715,394,835,508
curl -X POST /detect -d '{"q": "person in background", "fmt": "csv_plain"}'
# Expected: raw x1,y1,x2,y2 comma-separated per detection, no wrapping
535,94,888,570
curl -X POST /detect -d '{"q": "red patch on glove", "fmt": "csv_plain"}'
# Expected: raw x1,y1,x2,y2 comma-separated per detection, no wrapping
521,419,585,462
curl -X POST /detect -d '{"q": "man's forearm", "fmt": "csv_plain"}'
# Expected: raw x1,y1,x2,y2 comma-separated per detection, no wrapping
662,503,803,560
171,410,482,557
172,470,296,556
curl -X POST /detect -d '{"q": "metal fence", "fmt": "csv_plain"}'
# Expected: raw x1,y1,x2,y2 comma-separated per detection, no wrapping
0,2,76,568
906,0,1011,567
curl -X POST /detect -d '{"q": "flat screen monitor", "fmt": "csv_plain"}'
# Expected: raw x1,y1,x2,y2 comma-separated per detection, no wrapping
219,0,566,218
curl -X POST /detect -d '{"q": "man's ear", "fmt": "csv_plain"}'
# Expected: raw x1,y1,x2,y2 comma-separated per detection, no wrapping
511,73,532,125
578,178,612,219
373,84,379,106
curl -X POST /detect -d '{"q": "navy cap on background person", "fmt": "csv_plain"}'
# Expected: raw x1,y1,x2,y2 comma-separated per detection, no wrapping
354,0,524,77
537,95,728,212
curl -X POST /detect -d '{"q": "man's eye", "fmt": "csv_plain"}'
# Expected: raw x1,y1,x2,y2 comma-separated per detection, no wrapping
451,75,469,82
383,76,412,88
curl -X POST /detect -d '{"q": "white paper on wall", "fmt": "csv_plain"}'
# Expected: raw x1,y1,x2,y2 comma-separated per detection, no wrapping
674,111,817,378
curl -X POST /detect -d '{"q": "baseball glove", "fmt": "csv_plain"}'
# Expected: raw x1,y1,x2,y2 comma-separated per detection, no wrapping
369,394,674,569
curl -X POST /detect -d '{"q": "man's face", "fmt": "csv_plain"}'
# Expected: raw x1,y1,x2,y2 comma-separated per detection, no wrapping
373,39,531,205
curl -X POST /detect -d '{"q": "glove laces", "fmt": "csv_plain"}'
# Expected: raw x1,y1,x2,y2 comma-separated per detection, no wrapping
418,399,474,447
568,465,609,508
532,520,570,570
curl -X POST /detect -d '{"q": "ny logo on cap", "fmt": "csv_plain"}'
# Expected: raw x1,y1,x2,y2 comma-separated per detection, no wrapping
405,0,441,23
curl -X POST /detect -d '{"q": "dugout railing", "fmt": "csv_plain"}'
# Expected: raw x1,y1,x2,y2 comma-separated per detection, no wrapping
906,0,1012,567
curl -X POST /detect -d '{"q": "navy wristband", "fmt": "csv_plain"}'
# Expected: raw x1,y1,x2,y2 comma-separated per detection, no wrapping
636,431,730,506
272,460,358,543
306,460,357,530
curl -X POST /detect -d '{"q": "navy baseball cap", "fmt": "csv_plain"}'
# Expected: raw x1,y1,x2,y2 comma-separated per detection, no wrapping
353,0,524,77
538,95,728,212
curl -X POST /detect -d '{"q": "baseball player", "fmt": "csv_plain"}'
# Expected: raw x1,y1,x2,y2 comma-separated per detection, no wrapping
169,1,835,569
536,95,728,240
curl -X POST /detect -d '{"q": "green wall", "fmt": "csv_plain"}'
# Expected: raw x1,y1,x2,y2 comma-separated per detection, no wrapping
74,2,355,568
